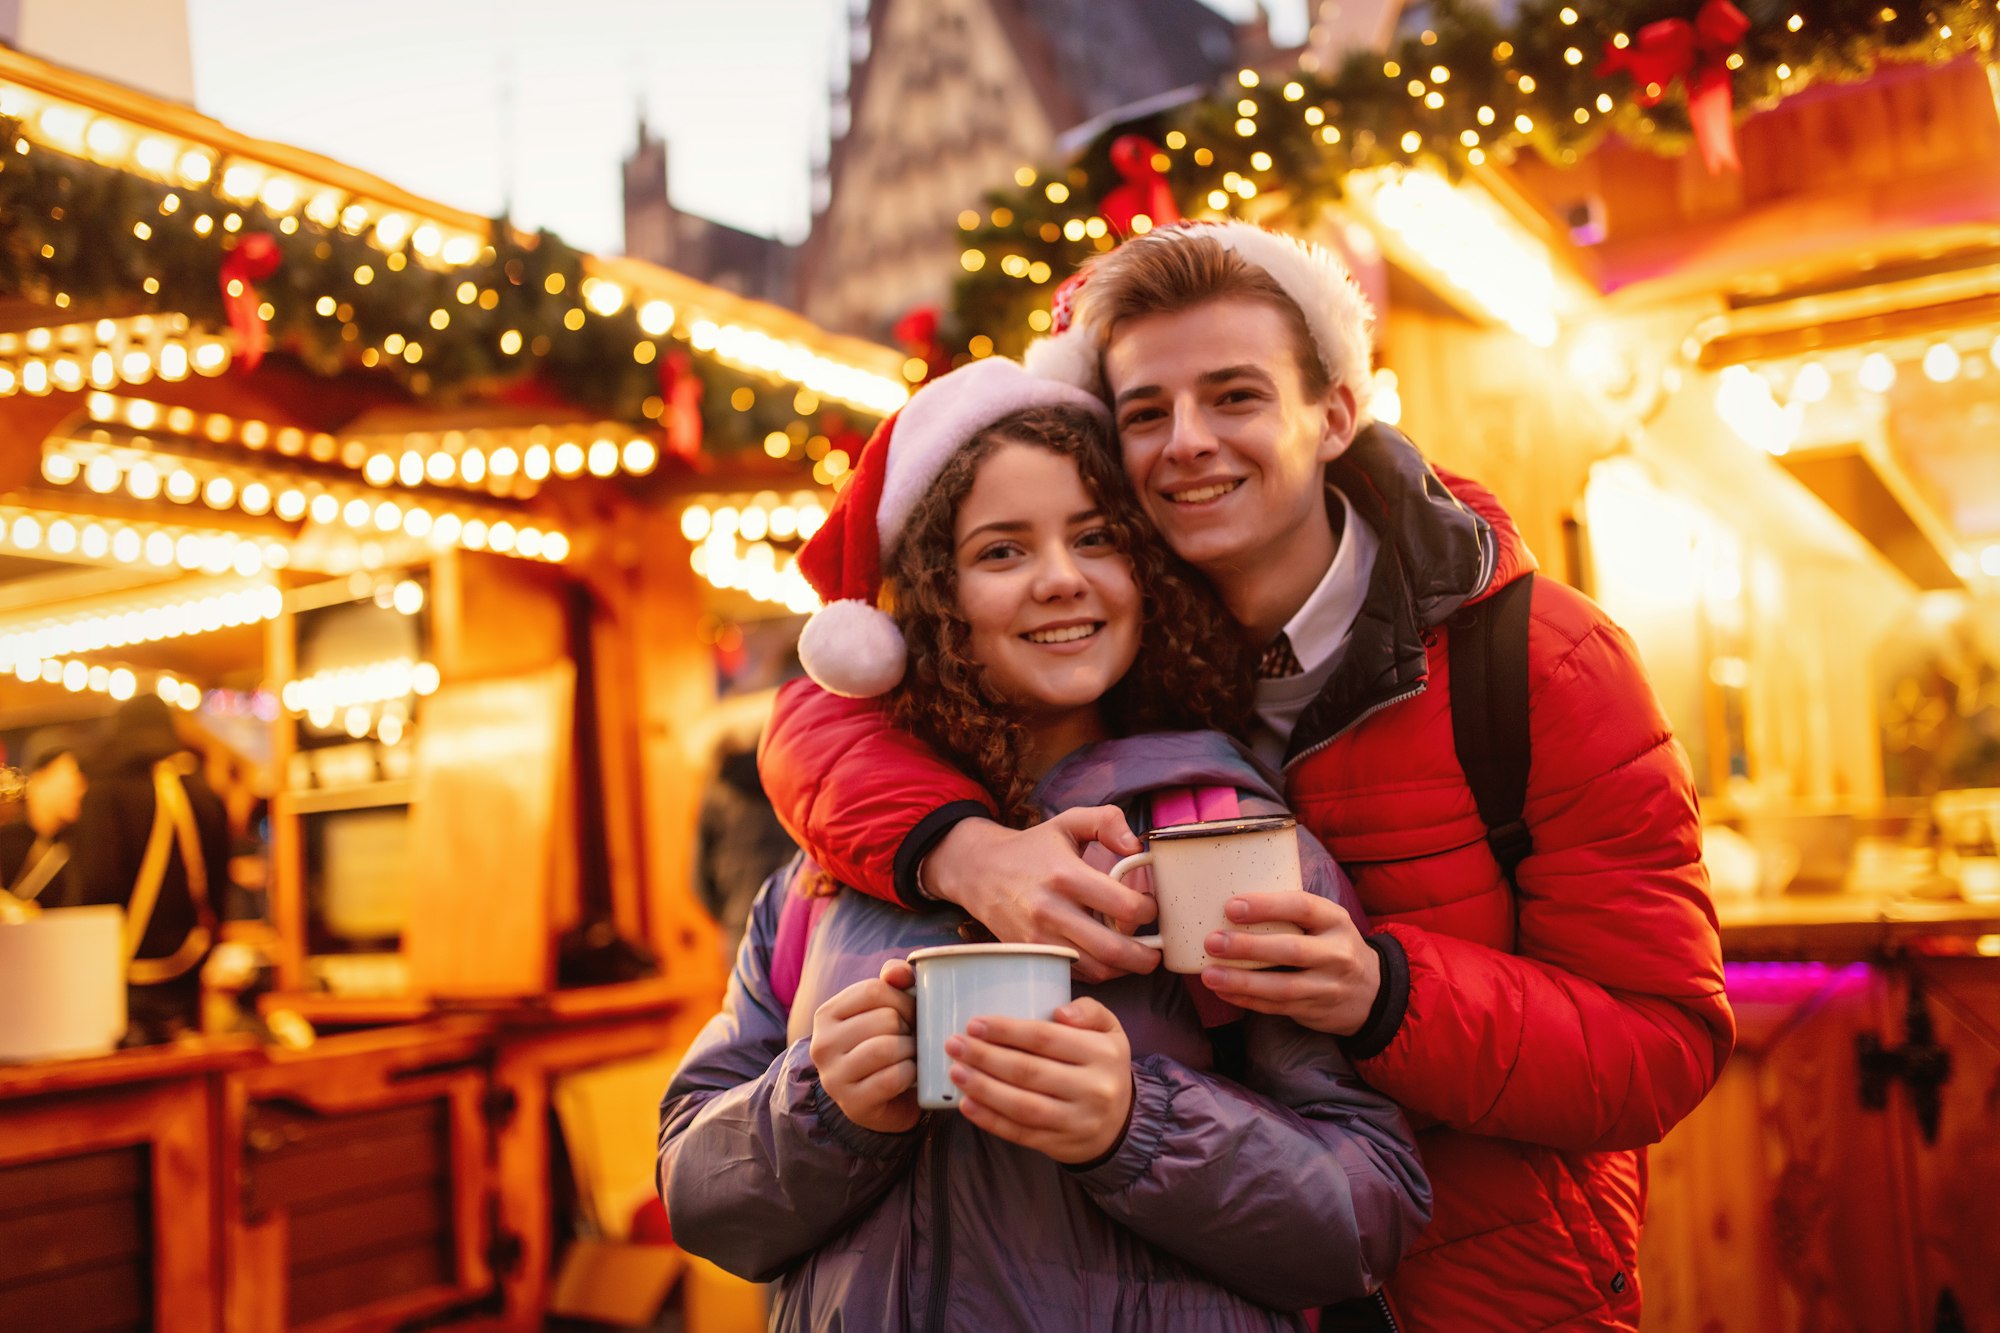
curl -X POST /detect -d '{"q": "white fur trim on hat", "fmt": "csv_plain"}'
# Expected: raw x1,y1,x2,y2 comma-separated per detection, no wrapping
1022,329,1101,397
875,357,1108,556
797,598,907,698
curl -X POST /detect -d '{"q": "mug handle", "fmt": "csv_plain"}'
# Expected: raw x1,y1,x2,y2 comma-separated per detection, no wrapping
1106,851,1163,952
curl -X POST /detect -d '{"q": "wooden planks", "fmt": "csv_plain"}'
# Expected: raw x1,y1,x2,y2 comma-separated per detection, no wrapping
0,1146,152,1332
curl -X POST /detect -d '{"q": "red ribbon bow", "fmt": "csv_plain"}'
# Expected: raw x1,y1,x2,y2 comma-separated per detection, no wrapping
1100,134,1181,238
658,350,705,460
219,233,282,370
1597,0,1751,173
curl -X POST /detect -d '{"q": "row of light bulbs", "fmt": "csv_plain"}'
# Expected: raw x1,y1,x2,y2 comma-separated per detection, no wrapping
679,492,831,545
686,319,909,417
0,504,288,577
8,654,141,701
1769,335,2000,403
0,316,232,397
689,530,821,616
0,582,281,668
40,440,571,564
0,82,486,268
279,657,441,721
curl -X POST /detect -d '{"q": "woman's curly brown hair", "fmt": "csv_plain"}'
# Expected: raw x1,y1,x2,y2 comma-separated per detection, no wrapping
886,405,1251,826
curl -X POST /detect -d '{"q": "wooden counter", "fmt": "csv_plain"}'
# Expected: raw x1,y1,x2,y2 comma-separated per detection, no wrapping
1716,891,2000,960
0,979,717,1333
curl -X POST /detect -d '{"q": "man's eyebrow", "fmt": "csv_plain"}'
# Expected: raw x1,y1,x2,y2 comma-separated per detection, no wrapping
1113,364,1273,409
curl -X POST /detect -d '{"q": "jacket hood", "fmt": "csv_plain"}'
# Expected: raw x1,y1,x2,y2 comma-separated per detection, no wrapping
86,697,190,778
1034,730,1283,817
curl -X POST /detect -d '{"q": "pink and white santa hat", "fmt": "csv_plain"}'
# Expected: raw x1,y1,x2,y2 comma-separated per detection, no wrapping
1024,219,1379,424
795,357,1110,698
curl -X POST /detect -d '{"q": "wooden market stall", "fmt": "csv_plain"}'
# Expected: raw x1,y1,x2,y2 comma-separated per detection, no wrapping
0,45,904,1332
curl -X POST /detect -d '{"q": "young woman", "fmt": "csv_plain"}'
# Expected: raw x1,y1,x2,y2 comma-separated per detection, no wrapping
657,360,1428,1331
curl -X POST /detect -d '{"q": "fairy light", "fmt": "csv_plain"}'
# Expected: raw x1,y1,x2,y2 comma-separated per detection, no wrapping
0,581,282,667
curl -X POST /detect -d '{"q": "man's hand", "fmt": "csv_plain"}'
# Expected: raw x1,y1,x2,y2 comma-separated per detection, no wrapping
946,999,1135,1165
923,810,1160,983
809,959,920,1134
1198,892,1382,1036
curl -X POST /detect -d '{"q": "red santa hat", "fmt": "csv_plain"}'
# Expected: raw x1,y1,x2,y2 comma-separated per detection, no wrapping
1024,220,1378,427
795,357,1110,698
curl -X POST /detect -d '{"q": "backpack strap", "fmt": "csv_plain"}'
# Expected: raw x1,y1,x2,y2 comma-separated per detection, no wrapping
1448,573,1535,889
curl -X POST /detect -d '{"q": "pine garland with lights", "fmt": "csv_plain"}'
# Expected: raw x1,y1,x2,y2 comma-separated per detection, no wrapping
948,0,1998,356
0,115,890,460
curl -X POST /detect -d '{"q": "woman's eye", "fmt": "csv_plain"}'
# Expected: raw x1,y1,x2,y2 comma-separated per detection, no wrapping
975,542,1022,563
1076,527,1118,550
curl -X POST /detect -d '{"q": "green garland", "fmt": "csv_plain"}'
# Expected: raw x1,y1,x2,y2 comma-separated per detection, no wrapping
0,116,888,460
950,0,1998,355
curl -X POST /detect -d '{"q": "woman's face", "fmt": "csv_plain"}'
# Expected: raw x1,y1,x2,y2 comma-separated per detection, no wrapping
952,442,1141,723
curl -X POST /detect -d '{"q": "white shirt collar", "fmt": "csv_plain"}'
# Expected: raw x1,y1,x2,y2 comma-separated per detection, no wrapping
1280,484,1378,674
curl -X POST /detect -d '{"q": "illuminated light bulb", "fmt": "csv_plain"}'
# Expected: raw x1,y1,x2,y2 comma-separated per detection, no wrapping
425,452,456,483
80,525,108,559
398,451,424,486
638,300,674,336
1791,362,1831,403
770,506,798,539
1923,343,1962,382
583,279,626,316
134,135,174,174
178,681,201,711
622,439,657,475
488,521,518,553
441,235,479,266
681,505,712,541
411,224,442,257
542,532,570,562
460,449,486,484
192,342,229,375
11,517,41,549
524,445,552,480
309,493,339,524
392,580,424,615
157,343,189,381
490,446,519,477
587,440,619,476
412,661,442,696
203,475,235,508
159,675,181,703
373,501,402,532
231,543,262,576
174,534,203,568
87,665,110,693
363,454,394,485
403,507,433,538
432,513,463,545
461,519,489,550
46,520,77,554
343,705,371,739
20,361,48,395
1859,351,1897,393
53,358,84,392
62,660,87,692
379,713,405,746
240,481,272,515
42,453,81,485
144,532,173,566
108,668,135,701
111,529,141,562
342,498,371,528
516,528,543,558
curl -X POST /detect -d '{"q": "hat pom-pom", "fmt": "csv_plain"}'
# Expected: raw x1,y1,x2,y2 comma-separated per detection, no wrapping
1022,330,1100,395
798,599,907,698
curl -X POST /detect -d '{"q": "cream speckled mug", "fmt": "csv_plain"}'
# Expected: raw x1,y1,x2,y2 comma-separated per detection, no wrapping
1107,815,1304,974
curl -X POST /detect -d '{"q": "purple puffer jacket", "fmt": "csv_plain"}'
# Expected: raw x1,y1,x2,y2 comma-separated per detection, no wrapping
658,731,1430,1331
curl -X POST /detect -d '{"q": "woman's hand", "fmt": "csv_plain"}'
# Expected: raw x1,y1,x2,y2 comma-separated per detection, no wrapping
1198,892,1382,1036
945,998,1134,1164
809,958,921,1134
924,810,1161,984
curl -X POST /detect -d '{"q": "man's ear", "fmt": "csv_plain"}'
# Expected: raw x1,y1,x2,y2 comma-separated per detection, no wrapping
1315,383,1360,463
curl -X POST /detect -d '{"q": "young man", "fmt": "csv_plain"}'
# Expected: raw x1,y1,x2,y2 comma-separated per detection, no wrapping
759,222,1733,1331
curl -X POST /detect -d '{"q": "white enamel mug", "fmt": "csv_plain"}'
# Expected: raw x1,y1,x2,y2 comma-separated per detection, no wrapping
907,942,1077,1110
0,905,128,1062
1107,815,1305,974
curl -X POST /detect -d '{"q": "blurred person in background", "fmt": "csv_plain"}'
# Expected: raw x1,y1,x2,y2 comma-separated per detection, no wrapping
0,727,89,910
73,695,233,1044
694,741,797,953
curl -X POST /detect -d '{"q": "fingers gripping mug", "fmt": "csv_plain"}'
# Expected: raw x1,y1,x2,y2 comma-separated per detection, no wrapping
1107,815,1305,974
907,942,1078,1110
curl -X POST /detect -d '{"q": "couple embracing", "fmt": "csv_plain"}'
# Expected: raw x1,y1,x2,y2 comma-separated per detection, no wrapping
658,221,1734,1332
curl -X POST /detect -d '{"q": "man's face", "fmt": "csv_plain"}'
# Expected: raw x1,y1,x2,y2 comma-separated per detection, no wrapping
30,753,85,830
1102,297,1356,578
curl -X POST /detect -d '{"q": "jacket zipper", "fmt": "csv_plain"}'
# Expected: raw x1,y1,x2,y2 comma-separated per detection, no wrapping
925,1117,954,1333
1284,682,1427,774
1374,1287,1400,1332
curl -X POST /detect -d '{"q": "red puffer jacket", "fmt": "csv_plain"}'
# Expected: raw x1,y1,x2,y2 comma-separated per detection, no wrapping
760,425,1734,1331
